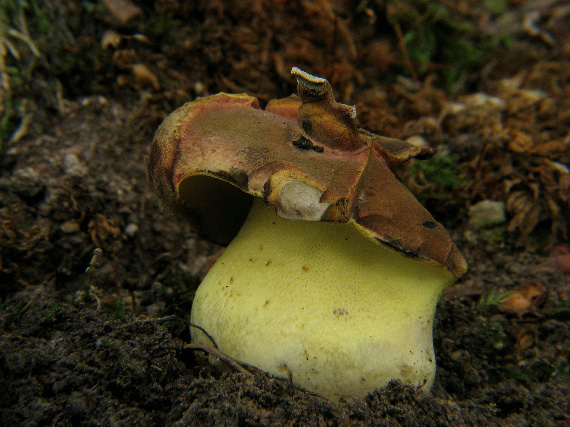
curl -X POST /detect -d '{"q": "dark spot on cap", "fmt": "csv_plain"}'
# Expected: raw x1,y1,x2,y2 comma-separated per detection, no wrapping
292,136,324,153
422,221,438,229
312,145,324,153
293,136,313,150
302,116,312,134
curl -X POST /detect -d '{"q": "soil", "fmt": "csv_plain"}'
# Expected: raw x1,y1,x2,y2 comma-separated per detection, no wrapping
1,1,569,426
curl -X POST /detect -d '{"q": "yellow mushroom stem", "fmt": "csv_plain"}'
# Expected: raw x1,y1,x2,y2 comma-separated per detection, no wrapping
191,198,456,401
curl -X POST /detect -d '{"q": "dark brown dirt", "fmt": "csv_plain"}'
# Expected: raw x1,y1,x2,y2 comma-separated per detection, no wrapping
1,0,569,426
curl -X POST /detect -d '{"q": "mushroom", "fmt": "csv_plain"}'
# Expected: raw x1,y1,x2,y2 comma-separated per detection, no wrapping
147,67,468,400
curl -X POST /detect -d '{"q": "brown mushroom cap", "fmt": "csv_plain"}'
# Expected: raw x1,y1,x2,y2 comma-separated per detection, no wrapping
147,68,467,279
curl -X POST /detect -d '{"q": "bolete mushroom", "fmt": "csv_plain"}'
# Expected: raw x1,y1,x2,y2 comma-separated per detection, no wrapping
147,67,467,401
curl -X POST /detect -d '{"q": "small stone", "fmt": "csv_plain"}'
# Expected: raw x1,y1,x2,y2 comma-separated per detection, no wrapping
63,153,88,177
125,223,138,237
194,81,206,96
450,350,465,361
101,29,122,49
443,101,466,115
60,221,80,233
468,200,506,229
132,64,160,90
103,0,142,25
463,93,506,109
493,341,505,350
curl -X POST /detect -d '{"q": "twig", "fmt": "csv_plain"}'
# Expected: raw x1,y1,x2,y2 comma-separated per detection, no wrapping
21,284,45,313
392,18,419,88
117,314,180,328
117,317,249,375
185,342,252,376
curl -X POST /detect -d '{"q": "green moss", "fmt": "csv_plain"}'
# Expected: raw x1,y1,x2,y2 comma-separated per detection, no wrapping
540,302,570,321
482,0,507,16
361,0,511,90
500,362,557,385
481,226,506,245
477,286,514,313
0,96,15,149
412,154,465,187
41,302,62,321
141,11,181,45
51,40,114,97
408,154,466,202
25,0,52,36
107,300,126,321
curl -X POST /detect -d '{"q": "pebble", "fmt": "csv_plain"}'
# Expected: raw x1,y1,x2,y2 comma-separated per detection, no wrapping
60,221,80,233
125,223,139,237
63,153,88,177
468,199,506,229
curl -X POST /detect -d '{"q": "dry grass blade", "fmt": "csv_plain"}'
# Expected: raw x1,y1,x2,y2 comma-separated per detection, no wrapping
185,343,252,376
